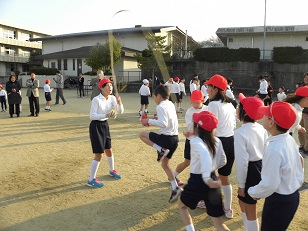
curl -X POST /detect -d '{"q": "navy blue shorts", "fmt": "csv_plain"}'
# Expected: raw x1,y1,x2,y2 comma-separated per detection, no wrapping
218,136,234,176
238,160,262,204
175,93,180,103
180,91,184,99
184,138,191,160
149,132,179,159
140,95,149,105
89,120,111,153
180,173,224,217
45,92,52,101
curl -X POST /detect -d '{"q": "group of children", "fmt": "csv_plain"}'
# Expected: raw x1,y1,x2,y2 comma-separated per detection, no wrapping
136,74,304,231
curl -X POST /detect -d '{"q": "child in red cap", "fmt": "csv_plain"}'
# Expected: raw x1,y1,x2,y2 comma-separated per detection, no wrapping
44,79,54,111
234,93,268,231
178,111,230,231
248,101,304,231
173,90,208,208
205,74,236,218
87,78,124,188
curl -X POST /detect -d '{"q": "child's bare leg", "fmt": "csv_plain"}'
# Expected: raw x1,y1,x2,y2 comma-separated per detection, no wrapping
175,159,190,175
139,131,154,146
211,216,230,231
161,158,175,183
178,199,194,226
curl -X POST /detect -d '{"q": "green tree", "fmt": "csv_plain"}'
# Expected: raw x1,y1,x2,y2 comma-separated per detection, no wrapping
85,36,122,72
135,34,172,79
199,36,224,48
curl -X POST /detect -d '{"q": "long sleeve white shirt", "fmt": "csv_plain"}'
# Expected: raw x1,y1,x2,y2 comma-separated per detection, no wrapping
201,85,209,102
226,85,235,100
179,82,186,95
289,103,303,133
258,80,268,94
190,136,227,180
208,100,236,137
44,84,53,93
248,133,304,198
277,92,286,101
90,94,124,121
139,84,151,96
185,105,208,139
190,82,199,93
234,123,268,188
148,100,178,135
0,89,7,100
171,82,180,94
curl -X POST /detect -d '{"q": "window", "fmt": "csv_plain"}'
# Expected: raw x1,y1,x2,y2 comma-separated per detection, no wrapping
19,32,31,41
22,64,29,72
73,59,75,70
21,51,30,57
57,59,62,70
3,29,16,39
63,59,67,70
306,37,308,41
228,38,233,42
51,62,56,68
5,47,15,55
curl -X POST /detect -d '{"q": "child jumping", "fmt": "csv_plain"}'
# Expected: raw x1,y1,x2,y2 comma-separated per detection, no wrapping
234,93,268,231
248,101,304,231
139,84,182,203
44,79,54,111
138,79,151,116
0,84,7,112
178,111,230,231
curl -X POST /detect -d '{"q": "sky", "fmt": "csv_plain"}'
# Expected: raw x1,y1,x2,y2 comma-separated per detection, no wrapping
0,0,307,42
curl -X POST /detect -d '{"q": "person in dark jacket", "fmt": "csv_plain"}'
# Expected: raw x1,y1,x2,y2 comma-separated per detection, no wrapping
6,74,22,118
78,73,85,98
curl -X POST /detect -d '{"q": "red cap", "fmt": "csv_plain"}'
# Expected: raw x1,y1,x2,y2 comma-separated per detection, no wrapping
193,111,218,131
258,101,296,129
238,93,264,120
45,79,50,84
174,77,179,82
295,86,308,97
190,90,204,102
204,74,227,90
98,78,112,88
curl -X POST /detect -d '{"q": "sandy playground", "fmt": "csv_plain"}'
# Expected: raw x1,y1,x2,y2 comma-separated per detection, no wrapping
0,88,308,231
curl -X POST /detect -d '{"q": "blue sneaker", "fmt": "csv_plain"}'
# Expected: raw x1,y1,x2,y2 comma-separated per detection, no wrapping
109,170,121,179
87,178,104,188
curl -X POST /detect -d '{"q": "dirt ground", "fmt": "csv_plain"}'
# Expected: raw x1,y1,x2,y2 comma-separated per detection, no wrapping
0,88,308,231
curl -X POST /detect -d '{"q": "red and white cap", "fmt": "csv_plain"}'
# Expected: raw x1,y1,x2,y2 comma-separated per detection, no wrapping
98,78,112,88
193,111,218,131
258,101,296,129
238,93,264,120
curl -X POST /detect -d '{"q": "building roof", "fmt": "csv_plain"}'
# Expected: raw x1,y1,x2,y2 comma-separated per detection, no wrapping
34,46,140,60
30,26,172,42
216,24,308,45
0,19,51,36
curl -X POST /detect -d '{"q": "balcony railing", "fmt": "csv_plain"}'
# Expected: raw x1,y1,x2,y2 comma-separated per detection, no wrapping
0,37,42,49
0,52,29,63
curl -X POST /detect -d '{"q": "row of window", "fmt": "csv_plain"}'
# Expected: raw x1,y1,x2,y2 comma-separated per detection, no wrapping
2,47,30,57
51,59,77,71
228,37,308,43
1,29,32,41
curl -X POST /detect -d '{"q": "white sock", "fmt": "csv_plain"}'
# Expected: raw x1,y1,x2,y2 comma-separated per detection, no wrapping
174,170,179,177
89,160,100,180
139,110,143,115
106,155,114,171
185,224,195,231
222,184,232,210
246,219,259,231
242,212,247,231
153,143,162,152
171,179,178,190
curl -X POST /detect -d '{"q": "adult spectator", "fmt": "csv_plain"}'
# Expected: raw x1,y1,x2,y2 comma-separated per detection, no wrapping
53,70,67,105
6,74,22,118
78,73,85,98
90,70,104,100
26,72,40,117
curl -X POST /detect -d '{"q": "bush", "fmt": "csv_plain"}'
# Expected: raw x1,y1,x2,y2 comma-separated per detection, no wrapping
29,66,58,75
272,47,308,64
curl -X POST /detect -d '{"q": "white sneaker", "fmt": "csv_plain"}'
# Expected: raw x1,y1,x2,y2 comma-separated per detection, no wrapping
223,207,233,219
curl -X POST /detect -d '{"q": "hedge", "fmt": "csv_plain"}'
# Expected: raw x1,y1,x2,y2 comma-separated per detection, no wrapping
29,66,58,75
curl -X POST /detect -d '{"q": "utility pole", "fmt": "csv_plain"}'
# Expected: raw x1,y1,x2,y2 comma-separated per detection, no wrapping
263,0,267,60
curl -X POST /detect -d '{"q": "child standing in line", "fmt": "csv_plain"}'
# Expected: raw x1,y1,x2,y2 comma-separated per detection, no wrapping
44,79,54,111
138,79,151,116
173,77,181,113
0,84,7,112
201,79,209,105
248,101,304,231
87,78,124,188
277,86,287,101
174,90,208,184
205,74,236,219
139,84,182,203
178,111,230,231
179,78,186,111
234,93,268,231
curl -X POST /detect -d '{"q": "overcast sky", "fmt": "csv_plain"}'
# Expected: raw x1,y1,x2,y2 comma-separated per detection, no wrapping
1,0,307,42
